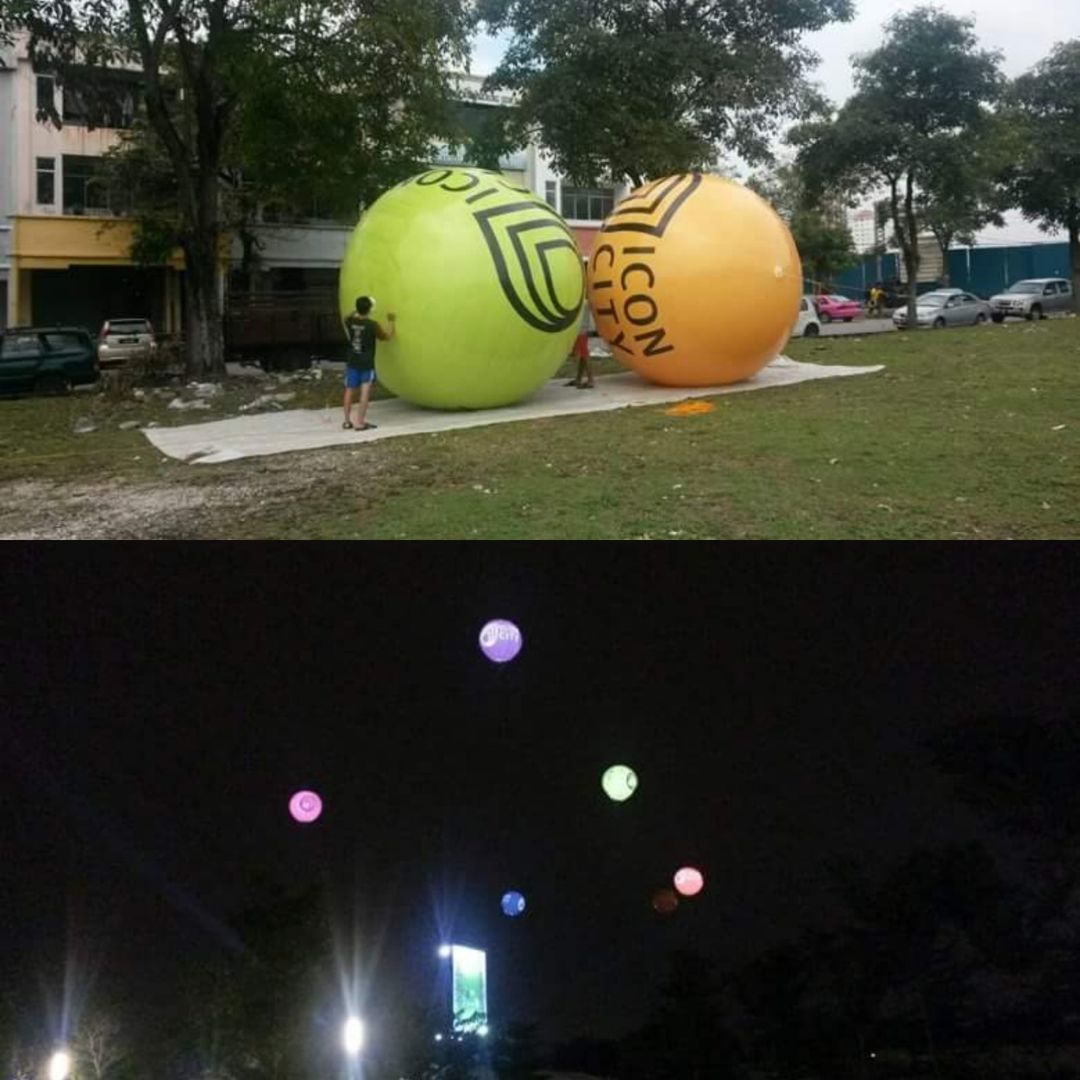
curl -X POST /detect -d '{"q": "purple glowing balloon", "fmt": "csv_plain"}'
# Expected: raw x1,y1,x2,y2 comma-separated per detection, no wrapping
289,790,323,824
478,619,523,663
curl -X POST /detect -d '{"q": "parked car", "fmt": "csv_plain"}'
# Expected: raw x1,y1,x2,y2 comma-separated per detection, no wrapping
98,317,158,366
892,289,992,329
988,278,1074,322
0,326,100,395
815,295,863,323
793,296,822,338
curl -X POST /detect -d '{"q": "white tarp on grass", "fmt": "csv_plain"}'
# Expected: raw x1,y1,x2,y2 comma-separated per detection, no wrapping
143,357,884,465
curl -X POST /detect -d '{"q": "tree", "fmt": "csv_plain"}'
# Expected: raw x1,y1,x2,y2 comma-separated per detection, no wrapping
916,132,1007,287
1,0,473,376
620,951,739,1080
491,1021,542,1080
731,845,1029,1080
1000,40,1080,309
73,1012,129,1080
794,7,1003,322
478,0,854,188
0,991,43,1080
789,211,857,290
747,164,857,290
929,714,1080,1050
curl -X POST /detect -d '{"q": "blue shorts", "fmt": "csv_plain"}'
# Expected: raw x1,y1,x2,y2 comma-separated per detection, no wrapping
345,366,375,388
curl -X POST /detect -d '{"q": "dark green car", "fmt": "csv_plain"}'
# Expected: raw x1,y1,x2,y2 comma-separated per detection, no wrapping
0,326,100,395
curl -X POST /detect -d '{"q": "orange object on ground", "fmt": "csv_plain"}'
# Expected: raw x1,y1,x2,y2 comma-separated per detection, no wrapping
587,174,802,387
664,400,716,416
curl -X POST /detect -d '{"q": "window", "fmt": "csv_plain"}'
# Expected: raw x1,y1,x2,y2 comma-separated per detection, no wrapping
61,75,137,128
62,155,128,215
561,186,615,221
545,181,557,209
36,75,54,115
1057,281,1071,295
36,157,55,205
1043,284,1056,296
961,294,976,304
105,320,151,334
43,332,85,350
1,333,42,361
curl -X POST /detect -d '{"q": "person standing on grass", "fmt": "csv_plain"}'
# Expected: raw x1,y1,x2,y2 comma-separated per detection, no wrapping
564,302,595,389
343,295,395,431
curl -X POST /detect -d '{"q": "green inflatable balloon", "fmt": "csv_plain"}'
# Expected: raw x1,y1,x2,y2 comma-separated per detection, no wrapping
339,168,586,409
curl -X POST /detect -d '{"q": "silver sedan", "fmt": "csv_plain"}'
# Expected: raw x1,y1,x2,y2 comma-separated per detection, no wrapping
892,289,993,329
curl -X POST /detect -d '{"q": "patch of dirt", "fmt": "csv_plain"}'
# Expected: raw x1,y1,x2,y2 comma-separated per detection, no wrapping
0,447,385,539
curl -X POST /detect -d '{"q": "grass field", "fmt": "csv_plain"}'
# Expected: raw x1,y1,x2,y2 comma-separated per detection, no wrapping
0,318,1077,538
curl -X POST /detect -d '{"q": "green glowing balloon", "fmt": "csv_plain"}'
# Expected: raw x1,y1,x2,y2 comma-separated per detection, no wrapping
339,168,585,409
602,764,638,802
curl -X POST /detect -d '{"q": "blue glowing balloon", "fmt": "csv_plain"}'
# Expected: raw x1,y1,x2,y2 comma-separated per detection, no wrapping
501,890,526,917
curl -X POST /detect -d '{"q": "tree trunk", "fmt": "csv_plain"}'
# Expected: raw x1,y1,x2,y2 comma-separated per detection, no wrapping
1068,199,1079,315
903,174,920,324
184,237,225,378
918,989,942,1080
938,237,951,287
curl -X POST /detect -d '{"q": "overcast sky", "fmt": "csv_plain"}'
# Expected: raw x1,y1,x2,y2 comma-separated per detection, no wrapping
471,0,1080,101
471,0,1080,242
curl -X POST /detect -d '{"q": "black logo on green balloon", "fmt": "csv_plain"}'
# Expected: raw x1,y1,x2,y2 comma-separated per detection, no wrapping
410,170,584,334
473,200,584,333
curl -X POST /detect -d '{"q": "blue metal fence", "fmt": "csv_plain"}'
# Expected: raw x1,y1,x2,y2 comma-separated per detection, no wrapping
811,243,1071,301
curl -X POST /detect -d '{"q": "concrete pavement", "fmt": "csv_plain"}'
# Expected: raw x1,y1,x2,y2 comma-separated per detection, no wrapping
145,356,884,465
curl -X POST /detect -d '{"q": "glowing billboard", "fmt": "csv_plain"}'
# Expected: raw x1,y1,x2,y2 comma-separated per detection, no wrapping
450,944,488,1033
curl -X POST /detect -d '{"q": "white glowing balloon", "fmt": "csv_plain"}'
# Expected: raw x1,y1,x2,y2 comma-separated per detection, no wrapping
601,764,638,802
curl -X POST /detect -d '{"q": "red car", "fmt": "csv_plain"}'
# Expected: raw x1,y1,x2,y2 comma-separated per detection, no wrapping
814,295,863,323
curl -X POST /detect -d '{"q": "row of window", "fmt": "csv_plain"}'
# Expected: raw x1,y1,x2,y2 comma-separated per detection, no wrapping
35,154,617,222
35,154,129,215
544,181,615,221
36,74,137,129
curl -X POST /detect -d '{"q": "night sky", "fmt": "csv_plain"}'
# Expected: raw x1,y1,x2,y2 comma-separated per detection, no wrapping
3,547,1077,1049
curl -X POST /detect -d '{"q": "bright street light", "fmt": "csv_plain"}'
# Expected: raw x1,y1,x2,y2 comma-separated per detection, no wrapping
437,944,451,958
477,1024,489,1037
343,1016,364,1057
48,1051,71,1080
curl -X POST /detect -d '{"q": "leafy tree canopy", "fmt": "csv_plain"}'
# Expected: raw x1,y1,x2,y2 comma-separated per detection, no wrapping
478,0,855,187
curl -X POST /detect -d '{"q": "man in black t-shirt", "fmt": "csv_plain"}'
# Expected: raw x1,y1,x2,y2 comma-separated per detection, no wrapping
342,295,396,431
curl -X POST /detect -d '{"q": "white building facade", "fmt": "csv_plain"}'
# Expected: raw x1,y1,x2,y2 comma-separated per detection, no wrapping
1,43,624,337
0,33,184,331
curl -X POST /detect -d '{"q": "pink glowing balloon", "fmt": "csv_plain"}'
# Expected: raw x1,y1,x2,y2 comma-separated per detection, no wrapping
289,790,323,824
673,866,704,897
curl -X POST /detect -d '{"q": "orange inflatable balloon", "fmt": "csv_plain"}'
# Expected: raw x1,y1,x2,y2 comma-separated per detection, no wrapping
587,174,802,387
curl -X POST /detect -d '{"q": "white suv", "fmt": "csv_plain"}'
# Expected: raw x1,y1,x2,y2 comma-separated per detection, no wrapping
97,318,158,366
793,296,822,338
989,278,1074,322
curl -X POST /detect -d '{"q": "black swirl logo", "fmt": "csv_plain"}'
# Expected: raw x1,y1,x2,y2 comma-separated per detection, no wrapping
405,169,584,334
599,173,701,238
472,200,584,333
